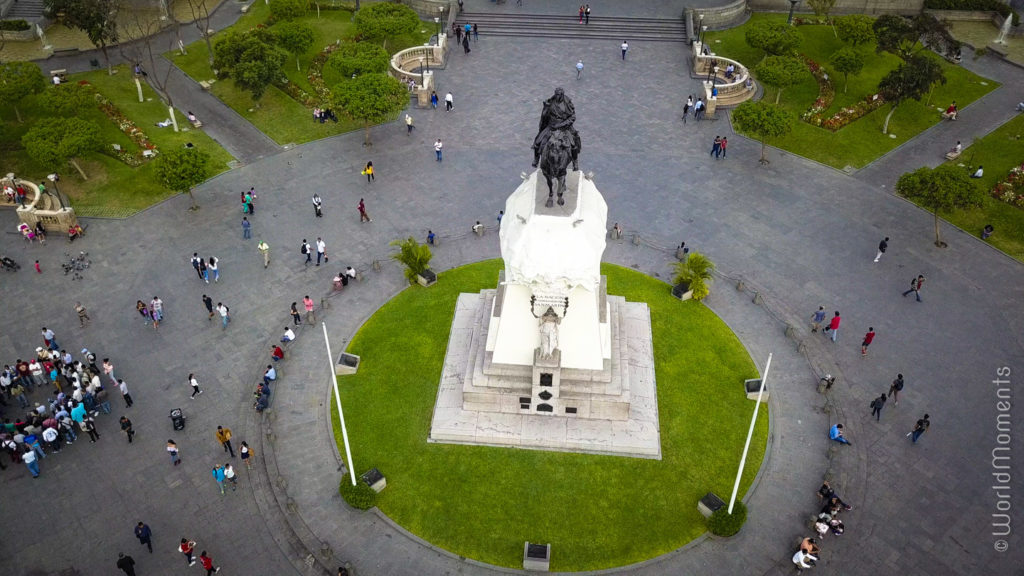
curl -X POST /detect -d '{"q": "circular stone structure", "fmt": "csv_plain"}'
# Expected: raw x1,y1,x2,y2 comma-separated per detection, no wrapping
333,260,768,571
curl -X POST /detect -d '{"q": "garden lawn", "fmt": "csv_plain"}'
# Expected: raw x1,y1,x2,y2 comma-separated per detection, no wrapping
333,260,768,571
927,114,1024,261
167,2,431,145
0,65,232,216
708,13,998,170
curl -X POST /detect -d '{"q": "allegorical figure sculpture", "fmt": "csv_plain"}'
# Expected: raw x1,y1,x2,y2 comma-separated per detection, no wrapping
532,88,582,206
538,307,561,359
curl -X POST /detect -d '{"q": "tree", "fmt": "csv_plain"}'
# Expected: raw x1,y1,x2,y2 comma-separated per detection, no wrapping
744,20,802,62
185,0,215,66
895,164,982,247
21,117,102,179
877,53,946,134
333,73,408,146
830,47,864,93
835,14,875,47
672,251,715,302
120,12,182,131
354,2,419,49
325,41,389,78
731,101,794,164
807,0,836,22
390,236,432,285
155,146,211,210
873,14,957,62
63,0,119,74
753,56,807,105
274,22,315,71
0,61,46,123
39,83,94,115
269,0,307,22
213,29,287,103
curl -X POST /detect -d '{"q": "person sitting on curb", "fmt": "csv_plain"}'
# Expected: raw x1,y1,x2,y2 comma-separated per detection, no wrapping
281,327,295,343
942,101,957,120
271,345,284,363
829,423,851,445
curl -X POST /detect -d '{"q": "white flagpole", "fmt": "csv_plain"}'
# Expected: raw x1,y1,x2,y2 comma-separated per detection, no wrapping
322,322,357,486
728,353,772,514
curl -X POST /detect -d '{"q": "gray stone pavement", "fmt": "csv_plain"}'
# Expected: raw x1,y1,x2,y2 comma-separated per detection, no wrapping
3,13,1024,576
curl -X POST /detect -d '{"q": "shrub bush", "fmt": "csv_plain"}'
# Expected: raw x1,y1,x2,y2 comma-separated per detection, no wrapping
0,19,31,31
339,478,378,510
707,501,747,537
924,0,1019,24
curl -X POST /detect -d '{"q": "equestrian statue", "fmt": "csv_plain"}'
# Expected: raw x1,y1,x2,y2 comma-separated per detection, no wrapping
532,87,582,207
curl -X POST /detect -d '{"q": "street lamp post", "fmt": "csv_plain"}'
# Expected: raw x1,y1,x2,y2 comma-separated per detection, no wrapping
434,16,440,43
439,6,445,38
46,173,67,209
697,14,704,44
700,25,708,47
787,0,799,25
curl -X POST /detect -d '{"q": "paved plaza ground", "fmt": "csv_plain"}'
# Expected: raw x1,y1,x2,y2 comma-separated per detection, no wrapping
2,1,1023,574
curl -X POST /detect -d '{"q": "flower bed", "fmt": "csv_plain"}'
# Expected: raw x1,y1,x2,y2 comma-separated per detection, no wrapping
277,43,340,108
800,56,886,131
991,163,1024,209
79,81,158,167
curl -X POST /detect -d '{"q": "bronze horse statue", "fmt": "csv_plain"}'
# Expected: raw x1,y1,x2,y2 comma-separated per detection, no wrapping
539,129,578,207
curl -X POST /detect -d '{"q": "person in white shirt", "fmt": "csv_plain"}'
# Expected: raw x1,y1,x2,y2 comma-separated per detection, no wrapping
315,238,327,266
620,40,629,60
445,91,454,111
312,194,323,217
281,328,295,343
792,549,817,569
345,266,356,279
971,166,984,178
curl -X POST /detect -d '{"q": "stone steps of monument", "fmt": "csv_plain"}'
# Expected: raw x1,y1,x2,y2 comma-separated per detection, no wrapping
4,0,45,19
458,12,688,43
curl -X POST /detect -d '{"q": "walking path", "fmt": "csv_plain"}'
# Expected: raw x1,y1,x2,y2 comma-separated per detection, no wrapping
3,4,1023,576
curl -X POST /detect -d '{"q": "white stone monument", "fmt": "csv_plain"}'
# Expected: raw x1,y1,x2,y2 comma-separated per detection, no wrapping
429,169,661,459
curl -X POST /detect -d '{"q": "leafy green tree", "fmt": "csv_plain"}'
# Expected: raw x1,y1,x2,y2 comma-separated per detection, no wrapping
325,41,389,78
39,83,93,115
834,14,875,47
754,55,807,105
354,2,419,49
62,0,119,74
744,20,802,62
807,0,836,22
390,236,433,285
213,29,276,73
213,29,287,103
269,0,308,22
830,47,864,93
896,164,982,247
333,73,409,146
155,146,211,210
274,21,315,71
877,53,946,134
0,61,46,123
731,100,795,164
21,117,102,180
873,14,957,62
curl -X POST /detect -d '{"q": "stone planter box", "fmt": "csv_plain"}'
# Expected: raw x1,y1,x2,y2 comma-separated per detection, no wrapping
744,378,767,402
336,353,360,376
523,542,550,571
416,268,437,287
360,467,386,493
672,282,693,301
698,492,726,518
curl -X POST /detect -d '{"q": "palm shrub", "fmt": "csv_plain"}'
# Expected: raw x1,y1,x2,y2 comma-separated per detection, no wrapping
672,251,715,301
390,237,432,285
707,501,747,537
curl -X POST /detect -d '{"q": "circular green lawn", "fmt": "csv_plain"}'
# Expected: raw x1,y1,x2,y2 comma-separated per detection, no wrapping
333,260,767,571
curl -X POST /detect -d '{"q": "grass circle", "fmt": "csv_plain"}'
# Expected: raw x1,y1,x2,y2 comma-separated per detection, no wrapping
334,260,767,571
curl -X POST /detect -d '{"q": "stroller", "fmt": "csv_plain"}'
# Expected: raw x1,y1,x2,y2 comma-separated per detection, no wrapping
169,408,186,430
1,256,19,272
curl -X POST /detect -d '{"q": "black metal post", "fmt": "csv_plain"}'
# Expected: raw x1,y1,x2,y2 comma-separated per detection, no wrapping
787,0,798,25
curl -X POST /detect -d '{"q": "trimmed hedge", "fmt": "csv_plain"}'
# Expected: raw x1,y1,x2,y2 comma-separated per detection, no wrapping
339,477,378,510
924,0,1015,19
0,20,31,31
707,501,748,537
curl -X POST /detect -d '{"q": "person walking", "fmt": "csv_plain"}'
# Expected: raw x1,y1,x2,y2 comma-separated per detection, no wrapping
199,550,221,574
363,161,374,182
301,239,312,266
217,302,230,329
861,327,875,356
199,258,209,284
120,416,135,443
473,22,479,40
241,441,252,469
584,4,590,24
316,237,327,266
870,393,887,421
710,135,722,158
216,425,235,457
810,306,826,333
902,274,925,302
303,295,316,323
190,253,204,280
134,522,152,553
208,257,219,283
405,114,415,135
116,553,137,576
212,465,226,495
203,295,215,321
620,40,629,60
189,373,203,399
909,414,930,443
435,139,444,162
576,59,584,79
83,415,100,442
578,4,584,23
178,538,197,566
829,423,851,445
312,193,323,217
290,302,302,326
825,311,841,342
224,463,238,492
136,300,152,326
22,447,40,478
242,216,251,239
720,137,728,158
682,95,693,123
358,198,371,223
430,90,438,109
75,302,91,327
874,237,889,262
167,440,181,465
445,91,454,112
694,98,705,121
118,379,134,407
888,373,904,405
258,240,270,269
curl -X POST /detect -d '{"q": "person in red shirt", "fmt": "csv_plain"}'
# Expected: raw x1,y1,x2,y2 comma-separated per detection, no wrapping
271,345,284,363
198,551,220,574
861,327,875,356
178,539,196,566
826,311,841,343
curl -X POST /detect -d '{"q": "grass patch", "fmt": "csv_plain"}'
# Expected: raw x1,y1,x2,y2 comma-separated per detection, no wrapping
333,260,768,570
167,2,431,145
0,64,233,216
707,13,998,169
